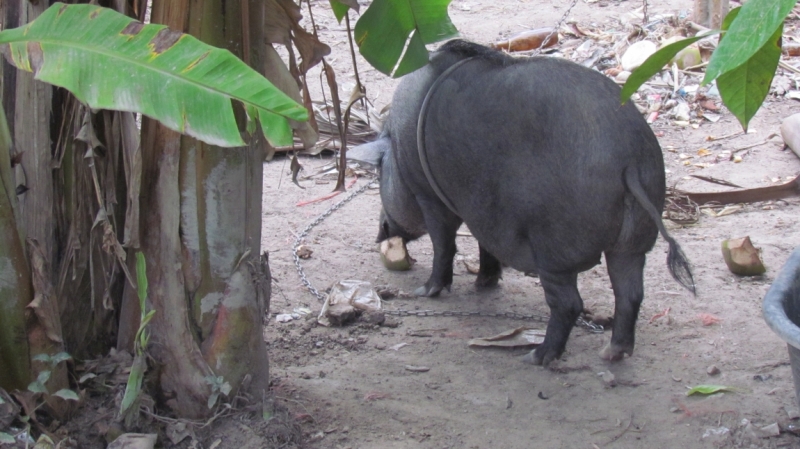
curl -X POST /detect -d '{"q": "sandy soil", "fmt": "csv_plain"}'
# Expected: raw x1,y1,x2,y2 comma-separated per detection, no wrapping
11,2,800,448
256,1,800,448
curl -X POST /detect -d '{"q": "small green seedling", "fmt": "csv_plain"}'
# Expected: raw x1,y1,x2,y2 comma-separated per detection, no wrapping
205,375,232,409
119,252,156,425
28,352,80,401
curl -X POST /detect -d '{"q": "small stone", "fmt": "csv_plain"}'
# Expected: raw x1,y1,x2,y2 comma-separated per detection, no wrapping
707,365,721,376
785,422,800,435
374,343,387,350
601,371,616,387
615,70,631,83
759,423,780,438
702,426,730,443
360,310,386,325
673,102,691,121
299,372,312,379
375,286,398,299
620,40,657,71
319,371,326,378
404,365,430,373
295,245,313,259
326,303,358,326
381,317,401,328
741,419,759,442
785,406,800,420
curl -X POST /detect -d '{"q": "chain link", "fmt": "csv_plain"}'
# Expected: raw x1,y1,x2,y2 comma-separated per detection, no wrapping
532,0,579,56
293,178,378,302
383,309,604,333
384,308,549,322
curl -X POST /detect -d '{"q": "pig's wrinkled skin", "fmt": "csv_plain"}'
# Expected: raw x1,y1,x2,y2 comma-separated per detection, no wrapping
348,40,694,366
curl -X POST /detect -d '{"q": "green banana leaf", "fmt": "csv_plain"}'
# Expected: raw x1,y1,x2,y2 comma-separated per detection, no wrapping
715,7,782,130
703,0,795,84
0,3,308,148
330,0,360,23
354,0,458,77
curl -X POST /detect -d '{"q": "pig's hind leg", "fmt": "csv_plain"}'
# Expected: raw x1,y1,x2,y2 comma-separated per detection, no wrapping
414,196,463,297
599,251,646,361
475,245,502,288
523,271,583,366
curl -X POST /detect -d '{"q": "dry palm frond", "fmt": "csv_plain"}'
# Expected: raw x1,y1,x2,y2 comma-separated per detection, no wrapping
274,100,386,155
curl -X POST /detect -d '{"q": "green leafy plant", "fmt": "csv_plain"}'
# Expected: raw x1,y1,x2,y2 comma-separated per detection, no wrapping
205,375,232,409
0,2,308,147
118,252,155,424
0,430,14,444
28,352,79,402
621,0,794,130
8,351,81,441
0,394,15,444
331,0,458,77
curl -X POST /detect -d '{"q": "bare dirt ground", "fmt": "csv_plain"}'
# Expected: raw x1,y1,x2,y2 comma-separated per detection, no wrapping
13,2,800,448
255,1,800,448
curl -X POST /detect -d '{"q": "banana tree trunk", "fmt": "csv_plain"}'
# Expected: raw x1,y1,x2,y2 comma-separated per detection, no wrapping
694,0,729,28
0,0,69,411
129,0,271,418
0,99,31,392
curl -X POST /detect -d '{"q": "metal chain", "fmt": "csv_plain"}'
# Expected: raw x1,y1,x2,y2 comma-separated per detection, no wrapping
384,309,549,321
383,309,603,333
290,179,603,333
293,178,378,302
532,0,579,55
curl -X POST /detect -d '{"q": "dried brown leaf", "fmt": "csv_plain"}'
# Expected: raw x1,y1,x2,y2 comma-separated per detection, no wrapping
264,45,317,150
265,0,330,73
26,238,63,344
677,176,800,204
290,154,305,189
74,109,104,154
322,60,347,192
119,112,141,248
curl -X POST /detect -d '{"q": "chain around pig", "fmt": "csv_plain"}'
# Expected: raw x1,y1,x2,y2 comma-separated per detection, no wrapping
290,0,601,330
290,178,603,333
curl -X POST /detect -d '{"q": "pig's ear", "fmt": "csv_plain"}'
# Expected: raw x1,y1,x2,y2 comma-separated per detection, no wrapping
346,136,390,167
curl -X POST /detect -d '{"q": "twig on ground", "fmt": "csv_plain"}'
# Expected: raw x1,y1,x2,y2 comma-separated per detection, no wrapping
296,177,358,206
605,413,635,445
732,135,778,154
780,60,800,74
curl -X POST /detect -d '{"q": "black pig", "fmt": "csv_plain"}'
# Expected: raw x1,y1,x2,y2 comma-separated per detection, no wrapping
348,40,694,365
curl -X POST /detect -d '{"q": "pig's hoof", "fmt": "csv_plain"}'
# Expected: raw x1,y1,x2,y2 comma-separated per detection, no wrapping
474,273,500,289
522,347,559,366
414,284,449,297
521,351,541,365
599,343,633,362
